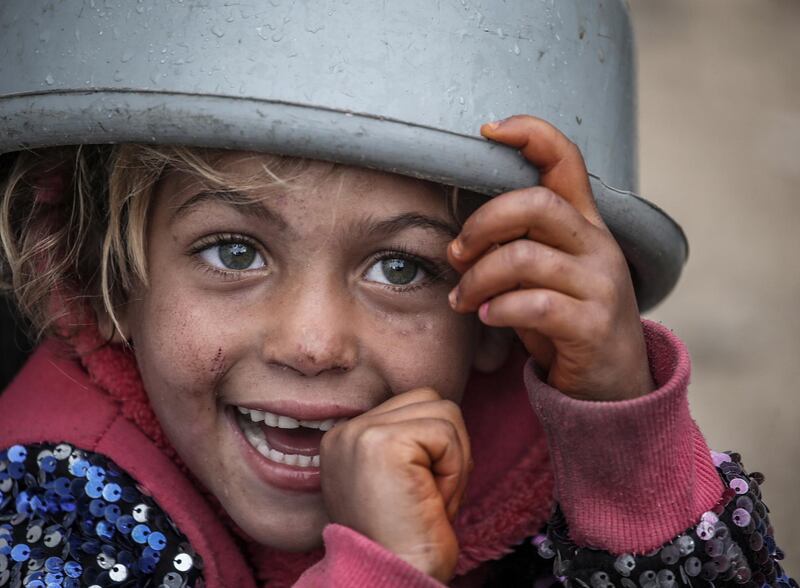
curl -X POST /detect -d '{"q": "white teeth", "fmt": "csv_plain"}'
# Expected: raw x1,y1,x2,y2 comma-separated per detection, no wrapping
244,425,262,446
318,418,336,432
277,415,299,429
241,406,348,431
237,414,320,469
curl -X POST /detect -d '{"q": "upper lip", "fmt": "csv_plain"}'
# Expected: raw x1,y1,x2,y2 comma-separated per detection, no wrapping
231,400,369,422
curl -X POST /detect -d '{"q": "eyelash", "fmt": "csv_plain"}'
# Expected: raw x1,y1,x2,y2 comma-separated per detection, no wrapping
365,245,454,292
188,233,265,280
188,235,454,289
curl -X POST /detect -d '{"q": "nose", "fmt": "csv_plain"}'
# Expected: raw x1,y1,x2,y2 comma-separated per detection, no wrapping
260,280,359,377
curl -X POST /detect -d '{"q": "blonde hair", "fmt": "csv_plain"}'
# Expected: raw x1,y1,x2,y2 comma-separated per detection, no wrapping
0,145,480,340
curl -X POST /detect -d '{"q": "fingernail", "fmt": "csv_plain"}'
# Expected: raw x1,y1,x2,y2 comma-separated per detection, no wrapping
478,302,490,322
484,117,511,131
448,287,460,309
449,239,463,259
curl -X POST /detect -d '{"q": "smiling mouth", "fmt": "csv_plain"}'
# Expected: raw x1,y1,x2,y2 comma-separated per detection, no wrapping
235,407,350,468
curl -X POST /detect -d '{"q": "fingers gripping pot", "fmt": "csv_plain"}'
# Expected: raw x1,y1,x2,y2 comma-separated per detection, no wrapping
0,0,687,311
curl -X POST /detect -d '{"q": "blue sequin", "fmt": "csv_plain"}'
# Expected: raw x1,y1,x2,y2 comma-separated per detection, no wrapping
84,480,104,499
0,443,203,587
67,460,88,478
58,496,76,513
104,504,121,524
102,483,122,503
131,524,151,544
147,531,167,551
10,544,31,562
8,462,25,479
63,561,81,578
7,446,27,463
88,500,106,518
95,520,115,541
142,546,161,562
52,478,71,497
115,515,134,534
86,466,105,483
39,457,57,474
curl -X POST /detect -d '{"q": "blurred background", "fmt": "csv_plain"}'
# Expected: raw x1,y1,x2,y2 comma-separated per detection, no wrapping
631,0,799,572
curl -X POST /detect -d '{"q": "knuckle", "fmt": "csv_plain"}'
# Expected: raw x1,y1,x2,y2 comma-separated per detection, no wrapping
504,239,536,270
434,418,460,443
530,290,553,318
437,399,463,424
593,274,619,306
354,426,391,456
528,186,562,213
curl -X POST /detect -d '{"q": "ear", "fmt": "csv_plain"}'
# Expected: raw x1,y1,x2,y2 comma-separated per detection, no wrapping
472,324,515,373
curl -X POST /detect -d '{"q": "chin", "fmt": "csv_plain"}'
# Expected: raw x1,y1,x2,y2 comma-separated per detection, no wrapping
231,502,329,552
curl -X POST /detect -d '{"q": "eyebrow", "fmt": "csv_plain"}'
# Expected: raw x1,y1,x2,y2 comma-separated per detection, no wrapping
170,188,458,241
169,189,289,231
361,213,460,241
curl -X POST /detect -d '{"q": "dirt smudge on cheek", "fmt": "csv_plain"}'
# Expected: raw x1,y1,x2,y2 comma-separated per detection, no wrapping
211,347,225,380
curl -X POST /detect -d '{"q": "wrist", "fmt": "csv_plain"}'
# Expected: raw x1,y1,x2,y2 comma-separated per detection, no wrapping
396,550,455,584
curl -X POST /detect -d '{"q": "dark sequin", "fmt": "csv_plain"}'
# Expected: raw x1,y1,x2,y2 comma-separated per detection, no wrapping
542,450,793,588
0,442,203,586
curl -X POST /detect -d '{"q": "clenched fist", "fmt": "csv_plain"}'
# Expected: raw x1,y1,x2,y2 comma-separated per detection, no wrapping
320,388,471,583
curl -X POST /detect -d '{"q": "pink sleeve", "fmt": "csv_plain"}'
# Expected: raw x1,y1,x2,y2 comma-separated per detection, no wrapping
525,319,724,554
296,524,445,587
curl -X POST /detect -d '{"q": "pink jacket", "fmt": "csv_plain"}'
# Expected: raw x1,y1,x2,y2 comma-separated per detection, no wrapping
0,320,723,586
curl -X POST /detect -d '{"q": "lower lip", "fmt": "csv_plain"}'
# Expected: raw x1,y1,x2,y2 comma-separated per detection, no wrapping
227,409,322,493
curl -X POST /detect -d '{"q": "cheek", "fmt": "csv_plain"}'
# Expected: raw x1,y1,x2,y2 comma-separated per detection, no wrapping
371,310,478,401
128,288,232,414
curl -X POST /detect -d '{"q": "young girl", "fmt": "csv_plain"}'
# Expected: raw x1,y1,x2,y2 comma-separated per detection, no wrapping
0,114,794,588
0,1,796,585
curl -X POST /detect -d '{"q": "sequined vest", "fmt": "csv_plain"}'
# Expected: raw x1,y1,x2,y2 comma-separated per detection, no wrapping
0,341,257,588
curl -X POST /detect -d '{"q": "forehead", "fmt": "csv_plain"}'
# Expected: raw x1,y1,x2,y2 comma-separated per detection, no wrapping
161,151,450,219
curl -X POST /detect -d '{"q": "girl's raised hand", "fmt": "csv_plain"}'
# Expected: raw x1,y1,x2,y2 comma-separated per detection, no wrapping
448,115,654,401
320,388,470,583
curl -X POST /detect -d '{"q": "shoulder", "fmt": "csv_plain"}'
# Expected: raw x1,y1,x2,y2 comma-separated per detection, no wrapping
0,441,204,586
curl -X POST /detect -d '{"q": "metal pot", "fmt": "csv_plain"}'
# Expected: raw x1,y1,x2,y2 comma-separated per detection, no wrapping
0,0,687,310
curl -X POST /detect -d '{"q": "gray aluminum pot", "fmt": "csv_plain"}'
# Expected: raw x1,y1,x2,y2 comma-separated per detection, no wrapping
0,0,687,311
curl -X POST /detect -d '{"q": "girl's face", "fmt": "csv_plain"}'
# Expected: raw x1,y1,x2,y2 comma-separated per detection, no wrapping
123,155,496,550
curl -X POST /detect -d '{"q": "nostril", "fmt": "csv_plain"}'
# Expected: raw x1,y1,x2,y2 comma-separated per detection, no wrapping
268,360,352,378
